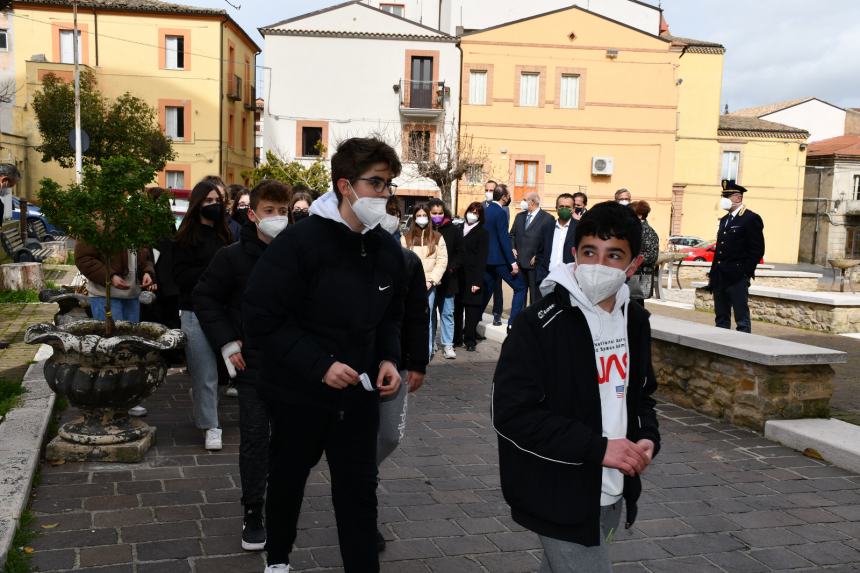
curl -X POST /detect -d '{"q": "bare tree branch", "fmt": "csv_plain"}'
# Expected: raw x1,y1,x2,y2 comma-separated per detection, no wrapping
0,78,16,105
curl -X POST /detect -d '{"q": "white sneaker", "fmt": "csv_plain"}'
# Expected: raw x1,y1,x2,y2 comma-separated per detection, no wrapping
264,565,290,572
443,346,457,359
128,405,147,417
225,385,238,397
205,428,223,451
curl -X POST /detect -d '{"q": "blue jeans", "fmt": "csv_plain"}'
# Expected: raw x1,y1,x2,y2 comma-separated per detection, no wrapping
433,295,455,348
181,311,220,430
89,296,140,323
482,265,526,326
426,287,436,356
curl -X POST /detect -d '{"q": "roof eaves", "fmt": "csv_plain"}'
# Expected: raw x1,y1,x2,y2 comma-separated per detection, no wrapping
259,29,455,42
14,0,226,16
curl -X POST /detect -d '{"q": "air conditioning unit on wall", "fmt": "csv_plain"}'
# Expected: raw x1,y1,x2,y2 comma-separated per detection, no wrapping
592,156,614,176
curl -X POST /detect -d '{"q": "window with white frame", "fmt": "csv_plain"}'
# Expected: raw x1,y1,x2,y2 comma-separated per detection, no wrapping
466,164,484,184
379,3,405,17
165,106,185,141
519,72,539,107
166,170,185,189
560,74,580,108
165,35,185,70
59,29,82,64
721,150,740,181
0,30,8,52
854,174,860,201
469,70,487,105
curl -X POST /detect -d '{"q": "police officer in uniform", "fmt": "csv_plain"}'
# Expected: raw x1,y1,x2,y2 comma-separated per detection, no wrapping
708,180,765,333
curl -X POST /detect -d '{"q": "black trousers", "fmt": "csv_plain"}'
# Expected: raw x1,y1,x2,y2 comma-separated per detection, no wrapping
521,267,541,306
266,399,380,571
238,382,270,508
713,278,751,333
463,304,483,347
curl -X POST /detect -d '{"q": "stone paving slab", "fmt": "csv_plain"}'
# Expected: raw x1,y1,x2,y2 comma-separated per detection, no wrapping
24,338,860,572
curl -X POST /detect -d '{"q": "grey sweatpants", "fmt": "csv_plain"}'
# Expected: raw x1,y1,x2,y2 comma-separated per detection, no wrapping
376,370,409,465
538,500,623,573
180,311,219,430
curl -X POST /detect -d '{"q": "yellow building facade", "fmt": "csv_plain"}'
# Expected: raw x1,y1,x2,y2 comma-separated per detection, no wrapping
9,0,259,199
458,7,808,264
458,6,679,235
671,40,808,264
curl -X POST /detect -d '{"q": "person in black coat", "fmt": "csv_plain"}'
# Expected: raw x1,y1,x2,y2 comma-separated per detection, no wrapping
242,138,405,572
458,202,490,351
510,191,555,304
172,180,233,451
428,198,463,358
708,180,765,333
535,193,579,286
192,180,290,552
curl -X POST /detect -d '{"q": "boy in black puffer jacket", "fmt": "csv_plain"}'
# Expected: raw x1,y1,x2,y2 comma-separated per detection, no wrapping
192,180,291,552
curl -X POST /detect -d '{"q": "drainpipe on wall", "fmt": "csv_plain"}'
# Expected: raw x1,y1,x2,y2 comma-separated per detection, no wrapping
453,39,463,215
219,19,225,178
93,9,98,66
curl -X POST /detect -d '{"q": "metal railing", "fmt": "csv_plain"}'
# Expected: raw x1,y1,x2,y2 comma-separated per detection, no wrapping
399,79,446,110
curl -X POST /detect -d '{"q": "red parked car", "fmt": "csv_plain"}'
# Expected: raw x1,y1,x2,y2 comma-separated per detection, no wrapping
680,241,764,264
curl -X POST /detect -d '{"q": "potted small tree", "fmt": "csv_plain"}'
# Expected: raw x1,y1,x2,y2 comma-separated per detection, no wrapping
24,156,185,462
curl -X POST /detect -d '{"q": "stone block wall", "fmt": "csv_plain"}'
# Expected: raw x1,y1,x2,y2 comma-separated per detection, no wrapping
676,266,819,290
695,288,860,333
652,340,833,431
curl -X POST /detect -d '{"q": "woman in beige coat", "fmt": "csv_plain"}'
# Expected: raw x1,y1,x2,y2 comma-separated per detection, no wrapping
401,203,448,358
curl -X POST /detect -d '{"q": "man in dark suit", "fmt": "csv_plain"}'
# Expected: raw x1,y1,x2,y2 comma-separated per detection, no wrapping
535,193,579,286
483,180,505,325
510,192,554,304
708,180,765,333
483,184,526,331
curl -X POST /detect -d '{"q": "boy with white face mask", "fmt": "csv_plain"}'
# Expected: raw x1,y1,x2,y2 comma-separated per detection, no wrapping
193,180,291,553
493,201,660,573
244,137,405,573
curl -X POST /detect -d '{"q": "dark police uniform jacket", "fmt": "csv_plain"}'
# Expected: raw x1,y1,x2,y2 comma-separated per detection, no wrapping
708,206,765,289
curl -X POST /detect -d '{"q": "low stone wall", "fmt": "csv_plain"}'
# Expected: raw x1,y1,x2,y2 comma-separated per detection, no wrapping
695,288,860,333
676,264,819,291
652,340,833,431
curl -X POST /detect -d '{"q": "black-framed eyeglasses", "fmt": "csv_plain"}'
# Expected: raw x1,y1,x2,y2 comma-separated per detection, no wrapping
293,208,309,214
355,177,398,194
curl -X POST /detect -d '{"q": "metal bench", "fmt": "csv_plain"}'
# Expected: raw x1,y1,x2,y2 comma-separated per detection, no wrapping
29,218,67,243
0,221,51,263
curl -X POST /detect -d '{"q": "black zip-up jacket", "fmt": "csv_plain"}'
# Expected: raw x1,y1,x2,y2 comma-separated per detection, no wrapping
401,248,430,374
172,225,227,311
242,215,405,409
492,284,661,546
433,219,463,297
709,206,765,288
192,222,266,384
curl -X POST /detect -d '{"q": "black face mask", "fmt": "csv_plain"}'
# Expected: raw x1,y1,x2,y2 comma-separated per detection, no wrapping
292,209,310,223
233,208,249,225
200,203,224,222
575,207,585,215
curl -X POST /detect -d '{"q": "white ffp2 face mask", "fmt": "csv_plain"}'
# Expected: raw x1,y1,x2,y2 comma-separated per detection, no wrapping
349,182,388,229
415,216,429,228
485,191,494,202
465,212,479,224
719,197,733,211
519,200,529,211
257,215,289,239
617,200,630,206
573,261,632,306
381,213,400,234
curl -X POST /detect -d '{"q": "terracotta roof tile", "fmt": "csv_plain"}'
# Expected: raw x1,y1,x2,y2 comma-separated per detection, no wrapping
733,97,828,118
807,135,860,158
15,0,226,17
718,115,809,138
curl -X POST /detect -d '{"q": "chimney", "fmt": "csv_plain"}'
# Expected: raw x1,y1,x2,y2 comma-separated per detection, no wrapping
659,14,670,36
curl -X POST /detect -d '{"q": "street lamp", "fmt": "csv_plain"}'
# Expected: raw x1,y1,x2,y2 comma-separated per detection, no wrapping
73,0,82,183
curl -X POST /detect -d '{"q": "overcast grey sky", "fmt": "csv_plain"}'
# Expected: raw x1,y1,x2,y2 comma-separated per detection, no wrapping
204,0,860,111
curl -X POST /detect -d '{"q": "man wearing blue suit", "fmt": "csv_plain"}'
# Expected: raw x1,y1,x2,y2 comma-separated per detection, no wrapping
483,184,526,331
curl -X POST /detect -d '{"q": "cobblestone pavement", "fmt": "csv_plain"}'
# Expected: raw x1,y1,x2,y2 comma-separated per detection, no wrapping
0,302,57,384
26,338,860,572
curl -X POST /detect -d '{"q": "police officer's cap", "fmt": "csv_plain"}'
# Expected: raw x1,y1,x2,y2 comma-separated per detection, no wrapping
721,179,748,196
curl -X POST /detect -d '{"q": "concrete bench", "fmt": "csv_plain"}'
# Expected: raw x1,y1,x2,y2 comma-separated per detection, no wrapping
692,282,860,333
650,314,846,430
675,262,820,291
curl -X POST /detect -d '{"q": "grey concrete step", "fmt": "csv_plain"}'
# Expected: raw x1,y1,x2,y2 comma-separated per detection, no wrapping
765,418,860,475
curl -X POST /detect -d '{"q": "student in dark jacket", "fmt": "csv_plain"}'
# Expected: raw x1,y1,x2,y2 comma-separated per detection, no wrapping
428,198,462,359
243,138,405,573
192,180,290,553
458,202,489,351
493,202,660,572
173,179,232,451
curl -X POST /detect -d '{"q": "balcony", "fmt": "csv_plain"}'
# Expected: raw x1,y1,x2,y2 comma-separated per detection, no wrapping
27,60,93,86
228,74,242,101
845,200,860,215
398,79,447,119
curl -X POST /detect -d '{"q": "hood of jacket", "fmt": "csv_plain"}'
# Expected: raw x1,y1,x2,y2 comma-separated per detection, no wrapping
309,190,371,235
239,221,267,258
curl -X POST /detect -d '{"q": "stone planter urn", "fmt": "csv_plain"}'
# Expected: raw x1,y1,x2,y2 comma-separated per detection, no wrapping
25,320,185,462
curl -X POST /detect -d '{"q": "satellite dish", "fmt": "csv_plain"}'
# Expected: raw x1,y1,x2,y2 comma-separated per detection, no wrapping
68,129,90,153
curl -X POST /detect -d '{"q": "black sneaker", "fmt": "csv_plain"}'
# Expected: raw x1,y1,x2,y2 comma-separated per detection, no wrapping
492,317,502,326
376,528,386,552
242,506,266,551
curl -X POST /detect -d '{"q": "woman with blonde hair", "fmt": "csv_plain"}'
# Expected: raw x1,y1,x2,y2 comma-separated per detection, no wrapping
401,203,448,358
